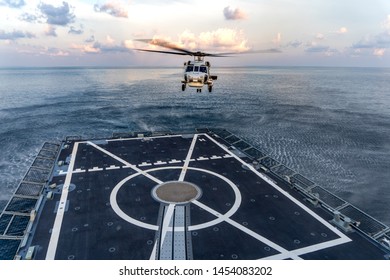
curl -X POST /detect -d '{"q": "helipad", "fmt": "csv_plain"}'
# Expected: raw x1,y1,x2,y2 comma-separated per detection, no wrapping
1,129,389,260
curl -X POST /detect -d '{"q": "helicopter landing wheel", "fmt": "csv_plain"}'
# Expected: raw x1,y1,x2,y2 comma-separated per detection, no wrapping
196,88,202,93
182,84,186,91
208,86,212,93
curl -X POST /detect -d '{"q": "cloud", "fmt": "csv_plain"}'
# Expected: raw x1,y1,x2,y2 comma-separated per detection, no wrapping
69,25,83,35
285,40,303,48
72,43,100,54
85,35,95,43
316,33,325,40
0,30,35,40
45,47,70,57
350,15,390,57
373,48,385,57
0,0,25,8
19,13,39,23
44,25,57,37
185,28,249,52
223,6,247,20
94,1,128,18
39,1,75,26
72,39,132,54
383,15,390,30
17,45,70,57
337,27,348,34
305,45,330,53
272,32,281,46
145,29,250,53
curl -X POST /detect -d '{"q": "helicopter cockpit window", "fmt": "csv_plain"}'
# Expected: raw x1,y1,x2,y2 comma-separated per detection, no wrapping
194,66,199,72
186,65,194,72
200,66,207,73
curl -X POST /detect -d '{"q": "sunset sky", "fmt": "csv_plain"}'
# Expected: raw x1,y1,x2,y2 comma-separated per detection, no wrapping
0,0,389,67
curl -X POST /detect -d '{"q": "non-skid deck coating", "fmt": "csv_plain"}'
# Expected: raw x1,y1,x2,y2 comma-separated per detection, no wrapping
20,132,390,259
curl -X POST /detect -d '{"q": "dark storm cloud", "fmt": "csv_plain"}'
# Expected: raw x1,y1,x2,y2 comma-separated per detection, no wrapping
39,1,75,26
0,29,35,40
0,0,25,8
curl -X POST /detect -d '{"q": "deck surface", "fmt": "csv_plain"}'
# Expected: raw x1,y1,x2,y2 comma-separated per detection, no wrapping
23,132,389,260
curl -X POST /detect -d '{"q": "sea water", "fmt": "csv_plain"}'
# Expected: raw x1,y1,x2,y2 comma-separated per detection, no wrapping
0,66,389,226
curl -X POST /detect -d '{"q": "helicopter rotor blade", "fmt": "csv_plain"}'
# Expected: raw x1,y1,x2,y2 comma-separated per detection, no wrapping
135,48,189,56
208,49,282,56
135,38,282,57
135,39,194,55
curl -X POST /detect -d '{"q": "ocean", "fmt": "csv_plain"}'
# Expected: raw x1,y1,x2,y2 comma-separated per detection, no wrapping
0,66,389,226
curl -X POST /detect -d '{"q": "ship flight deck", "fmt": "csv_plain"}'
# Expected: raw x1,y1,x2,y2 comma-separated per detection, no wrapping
1,129,389,260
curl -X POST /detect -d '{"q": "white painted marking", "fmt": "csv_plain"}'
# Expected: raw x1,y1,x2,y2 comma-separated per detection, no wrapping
106,165,120,170
203,133,352,257
262,237,351,260
223,154,233,158
155,160,167,165
88,167,103,172
197,156,209,161
106,134,183,142
87,141,162,185
160,204,175,251
139,162,152,167
191,200,301,260
149,243,158,260
210,155,222,159
110,173,159,231
73,168,85,173
111,165,241,232
169,159,182,164
58,170,67,175
46,142,79,260
178,134,198,182
150,204,175,260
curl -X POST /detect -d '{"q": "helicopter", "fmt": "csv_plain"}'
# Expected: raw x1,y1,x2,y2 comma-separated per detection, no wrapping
135,38,280,93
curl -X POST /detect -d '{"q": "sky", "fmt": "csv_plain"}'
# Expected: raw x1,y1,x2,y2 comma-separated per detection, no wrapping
0,0,389,67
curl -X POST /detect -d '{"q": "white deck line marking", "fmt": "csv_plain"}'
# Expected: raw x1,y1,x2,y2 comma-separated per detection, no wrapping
111,173,159,231
261,237,351,260
203,133,349,238
45,142,79,260
203,133,352,257
106,165,120,170
149,244,157,260
192,200,302,260
178,134,198,182
112,165,241,232
159,204,175,251
87,141,163,184
105,134,183,142
197,156,209,161
150,204,176,260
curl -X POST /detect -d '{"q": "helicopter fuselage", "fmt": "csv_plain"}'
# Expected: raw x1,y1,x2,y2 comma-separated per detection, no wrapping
182,57,217,92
